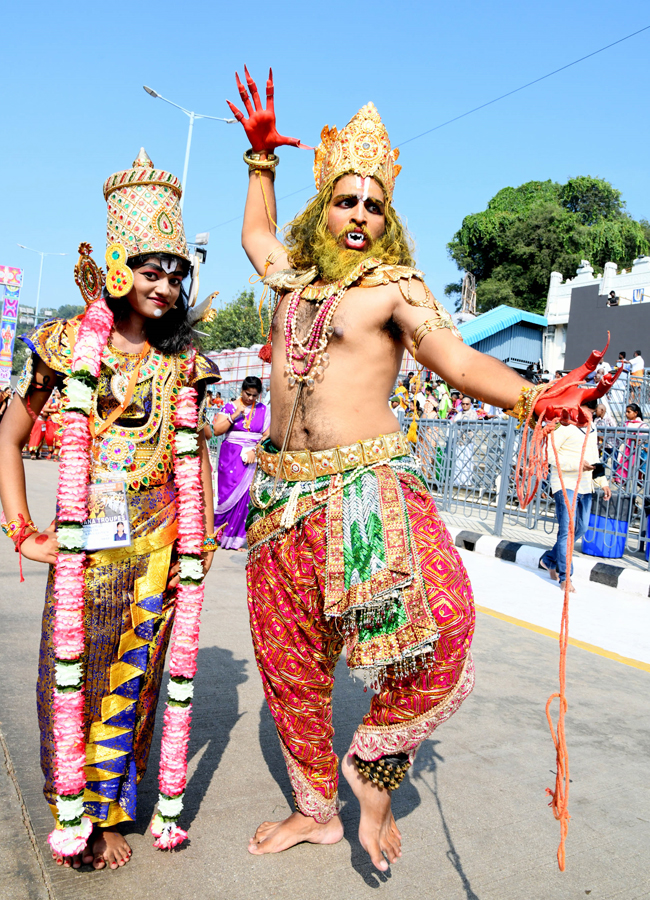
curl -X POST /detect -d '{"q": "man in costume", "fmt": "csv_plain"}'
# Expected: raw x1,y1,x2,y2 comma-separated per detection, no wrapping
0,150,220,869
227,69,617,871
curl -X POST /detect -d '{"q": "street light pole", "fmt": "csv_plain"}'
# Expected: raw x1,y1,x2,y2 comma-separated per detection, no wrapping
143,86,234,212
17,245,67,324
180,111,195,213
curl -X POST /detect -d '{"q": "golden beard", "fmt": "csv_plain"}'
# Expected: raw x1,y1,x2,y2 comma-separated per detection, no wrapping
312,226,390,282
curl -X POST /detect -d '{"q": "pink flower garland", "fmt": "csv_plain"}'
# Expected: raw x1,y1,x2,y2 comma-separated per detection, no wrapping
48,298,113,857
151,384,206,851
46,302,207,856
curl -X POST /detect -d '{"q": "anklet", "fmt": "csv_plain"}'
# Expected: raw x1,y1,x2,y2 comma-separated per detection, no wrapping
354,753,410,790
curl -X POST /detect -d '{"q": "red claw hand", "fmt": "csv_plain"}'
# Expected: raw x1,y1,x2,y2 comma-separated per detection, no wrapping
226,66,304,153
534,334,622,426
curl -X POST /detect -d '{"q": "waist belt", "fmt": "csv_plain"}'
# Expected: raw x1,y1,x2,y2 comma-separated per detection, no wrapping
256,431,410,482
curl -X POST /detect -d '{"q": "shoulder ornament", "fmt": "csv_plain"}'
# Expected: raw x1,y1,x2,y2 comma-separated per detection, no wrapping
264,267,318,293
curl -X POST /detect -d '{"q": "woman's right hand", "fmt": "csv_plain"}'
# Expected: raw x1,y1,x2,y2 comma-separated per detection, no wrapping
20,522,58,565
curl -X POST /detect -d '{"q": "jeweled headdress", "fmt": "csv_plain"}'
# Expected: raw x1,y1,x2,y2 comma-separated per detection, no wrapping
103,148,190,262
313,102,401,201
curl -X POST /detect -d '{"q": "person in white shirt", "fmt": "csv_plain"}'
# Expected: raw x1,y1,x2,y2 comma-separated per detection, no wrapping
539,398,611,590
629,350,645,399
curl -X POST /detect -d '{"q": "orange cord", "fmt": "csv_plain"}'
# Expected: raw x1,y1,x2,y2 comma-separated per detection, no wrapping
516,400,592,871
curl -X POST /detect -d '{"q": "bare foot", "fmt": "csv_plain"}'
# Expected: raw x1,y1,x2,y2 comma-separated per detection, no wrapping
52,851,82,868
559,581,576,593
341,753,402,872
539,560,559,581
248,810,343,855
82,828,132,869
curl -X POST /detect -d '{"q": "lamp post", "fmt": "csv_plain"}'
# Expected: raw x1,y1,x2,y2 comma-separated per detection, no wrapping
143,86,234,211
17,245,67,324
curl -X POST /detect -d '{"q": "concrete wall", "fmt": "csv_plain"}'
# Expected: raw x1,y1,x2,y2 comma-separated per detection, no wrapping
564,284,650,369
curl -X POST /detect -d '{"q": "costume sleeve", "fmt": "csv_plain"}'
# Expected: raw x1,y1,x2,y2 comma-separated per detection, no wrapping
190,352,221,387
15,318,78,398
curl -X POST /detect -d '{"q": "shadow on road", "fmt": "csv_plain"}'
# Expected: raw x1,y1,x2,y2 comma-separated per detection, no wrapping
131,645,248,836
412,740,481,900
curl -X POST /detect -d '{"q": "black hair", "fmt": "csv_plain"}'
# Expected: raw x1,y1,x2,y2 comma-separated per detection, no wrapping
103,253,195,355
635,350,642,356
618,351,626,358
242,376,263,394
626,402,643,419
581,398,598,411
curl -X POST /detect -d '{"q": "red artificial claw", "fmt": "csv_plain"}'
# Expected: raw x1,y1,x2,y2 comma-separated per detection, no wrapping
226,66,305,153
534,334,622,426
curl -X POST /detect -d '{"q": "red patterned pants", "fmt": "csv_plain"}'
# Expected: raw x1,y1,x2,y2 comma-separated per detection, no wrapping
246,479,475,823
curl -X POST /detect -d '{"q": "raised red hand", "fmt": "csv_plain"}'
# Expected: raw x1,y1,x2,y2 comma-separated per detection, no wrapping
534,336,622,426
226,66,304,153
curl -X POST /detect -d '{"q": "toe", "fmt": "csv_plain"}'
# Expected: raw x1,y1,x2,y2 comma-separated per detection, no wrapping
93,856,106,870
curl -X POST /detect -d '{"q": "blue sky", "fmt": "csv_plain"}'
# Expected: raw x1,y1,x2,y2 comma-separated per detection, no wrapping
2,0,649,317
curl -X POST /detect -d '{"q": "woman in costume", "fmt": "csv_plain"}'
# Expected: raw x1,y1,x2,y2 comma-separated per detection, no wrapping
211,376,270,550
0,150,220,870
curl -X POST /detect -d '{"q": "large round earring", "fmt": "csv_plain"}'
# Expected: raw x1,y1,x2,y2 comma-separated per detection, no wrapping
105,243,134,297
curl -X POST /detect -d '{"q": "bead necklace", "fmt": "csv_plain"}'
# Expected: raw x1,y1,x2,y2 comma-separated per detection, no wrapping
283,285,347,388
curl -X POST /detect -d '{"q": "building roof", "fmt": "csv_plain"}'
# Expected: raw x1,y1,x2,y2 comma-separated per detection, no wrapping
458,305,547,346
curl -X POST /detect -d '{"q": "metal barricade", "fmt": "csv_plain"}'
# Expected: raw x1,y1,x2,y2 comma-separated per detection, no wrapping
413,416,650,564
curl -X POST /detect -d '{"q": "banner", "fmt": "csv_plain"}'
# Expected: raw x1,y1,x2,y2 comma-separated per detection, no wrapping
0,266,23,385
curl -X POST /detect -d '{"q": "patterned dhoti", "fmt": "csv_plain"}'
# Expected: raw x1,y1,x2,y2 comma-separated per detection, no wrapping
246,442,475,822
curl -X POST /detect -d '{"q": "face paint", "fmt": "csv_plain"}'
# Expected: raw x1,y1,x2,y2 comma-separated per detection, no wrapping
159,257,179,274
355,175,370,202
153,309,163,317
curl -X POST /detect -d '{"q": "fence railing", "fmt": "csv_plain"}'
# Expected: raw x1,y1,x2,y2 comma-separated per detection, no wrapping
413,417,650,564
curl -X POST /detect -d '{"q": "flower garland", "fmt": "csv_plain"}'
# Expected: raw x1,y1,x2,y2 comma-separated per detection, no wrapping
150,381,206,850
47,298,113,858
47,299,206,857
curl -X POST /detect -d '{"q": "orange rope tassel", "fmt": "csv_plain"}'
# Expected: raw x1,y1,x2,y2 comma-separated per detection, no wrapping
516,399,592,871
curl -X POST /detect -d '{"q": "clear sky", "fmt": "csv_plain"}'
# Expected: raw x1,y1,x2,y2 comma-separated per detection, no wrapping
2,0,648,318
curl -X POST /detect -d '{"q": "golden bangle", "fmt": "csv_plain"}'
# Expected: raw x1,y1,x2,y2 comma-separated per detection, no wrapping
244,149,280,175
504,383,545,428
1,516,38,542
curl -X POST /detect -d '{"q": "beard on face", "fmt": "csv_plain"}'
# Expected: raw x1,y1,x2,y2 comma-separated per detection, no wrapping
312,224,392,282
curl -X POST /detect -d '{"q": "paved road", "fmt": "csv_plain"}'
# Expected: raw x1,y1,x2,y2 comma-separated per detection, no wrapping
1,461,649,900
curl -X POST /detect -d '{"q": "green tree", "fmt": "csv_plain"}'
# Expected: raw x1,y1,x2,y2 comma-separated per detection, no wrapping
447,177,649,314
202,289,267,351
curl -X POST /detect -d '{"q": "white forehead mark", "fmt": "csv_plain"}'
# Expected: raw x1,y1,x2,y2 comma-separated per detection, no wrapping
159,258,178,274
355,175,370,202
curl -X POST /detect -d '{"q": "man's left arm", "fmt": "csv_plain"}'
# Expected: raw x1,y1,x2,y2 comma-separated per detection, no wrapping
392,281,525,410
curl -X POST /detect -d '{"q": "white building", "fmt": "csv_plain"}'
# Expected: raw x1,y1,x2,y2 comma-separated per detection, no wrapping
544,256,650,372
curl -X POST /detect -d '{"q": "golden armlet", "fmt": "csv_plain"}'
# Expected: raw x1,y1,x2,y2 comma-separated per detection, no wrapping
412,317,453,353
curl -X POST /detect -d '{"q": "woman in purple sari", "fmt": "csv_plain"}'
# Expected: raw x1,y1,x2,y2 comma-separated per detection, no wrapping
211,377,270,550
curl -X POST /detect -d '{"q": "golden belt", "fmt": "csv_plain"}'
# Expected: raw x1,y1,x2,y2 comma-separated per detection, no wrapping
256,431,410,482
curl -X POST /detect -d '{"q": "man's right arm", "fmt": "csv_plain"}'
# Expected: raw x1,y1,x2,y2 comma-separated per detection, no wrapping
241,167,288,276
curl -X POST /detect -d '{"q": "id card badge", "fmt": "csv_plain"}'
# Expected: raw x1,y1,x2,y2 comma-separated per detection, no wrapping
82,480,132,551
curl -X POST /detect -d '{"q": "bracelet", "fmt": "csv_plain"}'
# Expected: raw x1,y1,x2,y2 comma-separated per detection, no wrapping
1,512,38,543
244,148,280,177
504,383,545,428
201,533,219,552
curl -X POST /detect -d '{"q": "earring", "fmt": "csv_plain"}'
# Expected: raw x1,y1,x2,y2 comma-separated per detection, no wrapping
105,243,134,297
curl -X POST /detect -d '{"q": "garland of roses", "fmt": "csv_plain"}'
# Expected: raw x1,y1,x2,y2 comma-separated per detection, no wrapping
47,297,206,856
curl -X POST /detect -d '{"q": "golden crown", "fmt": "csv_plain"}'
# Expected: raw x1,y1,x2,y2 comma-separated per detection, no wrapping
102,148,189,261
313,103,401,201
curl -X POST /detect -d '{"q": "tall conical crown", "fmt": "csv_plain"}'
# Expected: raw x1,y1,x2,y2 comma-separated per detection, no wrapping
102,149,189,260
313,103,401,201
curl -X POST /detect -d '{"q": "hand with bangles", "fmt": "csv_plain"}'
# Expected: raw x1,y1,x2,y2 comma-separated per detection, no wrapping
19,521,58,565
